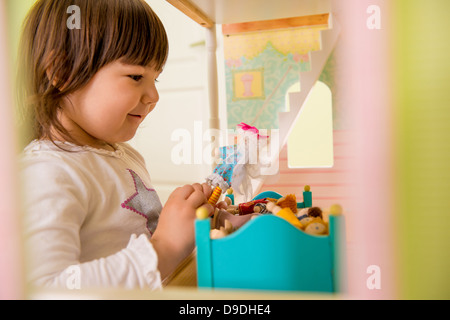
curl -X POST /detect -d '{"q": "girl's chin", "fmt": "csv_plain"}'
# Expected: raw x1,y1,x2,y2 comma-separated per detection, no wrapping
119,131,139,143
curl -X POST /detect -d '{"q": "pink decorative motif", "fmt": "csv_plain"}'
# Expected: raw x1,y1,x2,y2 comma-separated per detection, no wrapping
226,58,242,68
241,73,254,97
293,53,310,63
121,169,162,235
237,122,269,139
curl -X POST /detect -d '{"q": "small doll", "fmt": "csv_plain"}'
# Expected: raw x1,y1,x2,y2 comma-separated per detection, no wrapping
296,206,323,225
210,219,233,239
303,218,328,235
226,198,275,215
210,209,260,239
253,202,270,214
206,123,268,201
276,194,298,213
266,202,303,230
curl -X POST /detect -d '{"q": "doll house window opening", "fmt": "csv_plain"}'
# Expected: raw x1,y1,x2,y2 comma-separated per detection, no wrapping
286,80,334,168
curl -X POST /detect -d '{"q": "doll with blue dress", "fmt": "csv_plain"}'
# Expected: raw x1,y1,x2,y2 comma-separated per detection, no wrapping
206,123,269,202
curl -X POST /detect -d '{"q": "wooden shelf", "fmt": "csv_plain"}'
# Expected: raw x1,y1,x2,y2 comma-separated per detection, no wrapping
166,0,332,27
222,13,329,35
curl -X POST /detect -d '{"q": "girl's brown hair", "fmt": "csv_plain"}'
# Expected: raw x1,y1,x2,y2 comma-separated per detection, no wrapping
17,0,168,147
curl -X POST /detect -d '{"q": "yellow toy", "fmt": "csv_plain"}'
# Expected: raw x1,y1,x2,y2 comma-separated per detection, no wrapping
266,202,303,230
196,207,210,220
329,204,343,216
225,188,235,206
303,217,328,235
208,186,222,206
276,194,298,213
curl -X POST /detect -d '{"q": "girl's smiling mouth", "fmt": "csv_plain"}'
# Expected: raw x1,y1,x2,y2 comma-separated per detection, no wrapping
127,114,144,123
128,114,142,119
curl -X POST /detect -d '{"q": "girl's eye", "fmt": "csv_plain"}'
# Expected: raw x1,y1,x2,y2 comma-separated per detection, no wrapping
129,75,143,82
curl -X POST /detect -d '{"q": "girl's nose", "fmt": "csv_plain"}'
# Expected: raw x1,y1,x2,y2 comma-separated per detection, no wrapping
142,85,159,106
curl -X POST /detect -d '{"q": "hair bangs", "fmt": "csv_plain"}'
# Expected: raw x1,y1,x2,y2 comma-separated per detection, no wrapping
111,0,169,71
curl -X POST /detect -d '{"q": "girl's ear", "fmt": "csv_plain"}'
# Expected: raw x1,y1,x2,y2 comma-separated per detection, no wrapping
46,69,59,89
44,50,67,91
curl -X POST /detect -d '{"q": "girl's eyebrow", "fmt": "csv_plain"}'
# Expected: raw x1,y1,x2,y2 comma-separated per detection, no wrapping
117,59,144,70
117,60,163,76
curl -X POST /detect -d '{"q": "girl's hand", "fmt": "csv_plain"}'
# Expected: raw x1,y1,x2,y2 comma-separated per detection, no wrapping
150,183,214,279
216,200,228,210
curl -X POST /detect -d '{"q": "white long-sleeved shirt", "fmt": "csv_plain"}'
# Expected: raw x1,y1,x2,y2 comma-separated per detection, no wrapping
20,140,163,290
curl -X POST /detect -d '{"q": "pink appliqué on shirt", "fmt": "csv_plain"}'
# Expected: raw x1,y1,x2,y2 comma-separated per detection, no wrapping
121,169,162,235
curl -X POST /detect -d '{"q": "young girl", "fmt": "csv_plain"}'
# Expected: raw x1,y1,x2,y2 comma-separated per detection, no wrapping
18,0,214,290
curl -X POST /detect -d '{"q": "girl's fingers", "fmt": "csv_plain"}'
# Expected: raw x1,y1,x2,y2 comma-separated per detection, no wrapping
192,183,203,194
201,183,212,198
170,185,195,200
216,201,228,210
175,183,209,208
169,183,215,211
186,187,208,208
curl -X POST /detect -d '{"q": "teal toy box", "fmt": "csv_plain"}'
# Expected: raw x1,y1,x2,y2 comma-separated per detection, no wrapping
195,186,346,293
